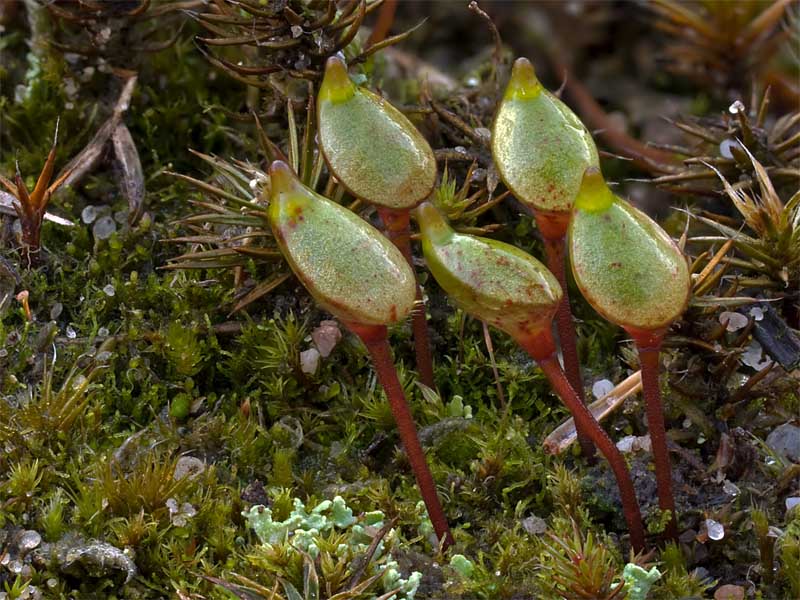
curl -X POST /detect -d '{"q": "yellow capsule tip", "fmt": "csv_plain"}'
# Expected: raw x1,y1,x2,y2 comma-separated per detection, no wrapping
574,167,614,213
268,160,299,195
320,56,356,104
505,57,542,101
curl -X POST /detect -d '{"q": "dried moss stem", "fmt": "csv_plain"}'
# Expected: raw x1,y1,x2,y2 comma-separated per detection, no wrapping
347,322,453,550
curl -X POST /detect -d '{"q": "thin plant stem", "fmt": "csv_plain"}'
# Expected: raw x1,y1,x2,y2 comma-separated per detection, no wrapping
482,321,506,409
517,333,646,553
347,323,454,549
541,231,596,460
635,335,679,541
378,207,436,389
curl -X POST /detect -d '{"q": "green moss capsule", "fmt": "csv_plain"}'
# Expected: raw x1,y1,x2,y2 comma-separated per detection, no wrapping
317,56,436,210
569,168,691,333
492,57,599,215
268,160,416,326
415,202,561,339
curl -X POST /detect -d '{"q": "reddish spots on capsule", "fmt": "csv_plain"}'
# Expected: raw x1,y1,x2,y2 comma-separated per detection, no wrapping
496,256,510,266
610,262,622,269
389,304,397,322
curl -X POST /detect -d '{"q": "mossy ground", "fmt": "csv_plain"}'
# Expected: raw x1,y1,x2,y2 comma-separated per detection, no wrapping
1,3,798,599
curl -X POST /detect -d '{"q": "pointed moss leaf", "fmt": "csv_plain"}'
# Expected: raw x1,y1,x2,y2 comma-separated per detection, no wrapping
569,169,691,332
318,56,436,209
492,57,599,214
268,161,416,326
416,202,561,339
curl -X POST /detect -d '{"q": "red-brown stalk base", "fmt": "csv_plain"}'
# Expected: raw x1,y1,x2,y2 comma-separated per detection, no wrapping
346,321,454,550
630,328,679,542
518,330,646,553
378,207,436,389
535,210,596,460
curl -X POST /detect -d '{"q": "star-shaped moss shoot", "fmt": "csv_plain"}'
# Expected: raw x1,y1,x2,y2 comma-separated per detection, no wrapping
492,58,600,457
569,167,691,541
415,201,645,553
268,161,452,549
0,120,75,267
318,55,437,389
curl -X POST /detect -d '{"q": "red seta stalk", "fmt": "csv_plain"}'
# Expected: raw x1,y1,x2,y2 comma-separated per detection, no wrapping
517,331,646,553
378,207,436,389
535,212,596,460
631,329,678,541
346,322,454,550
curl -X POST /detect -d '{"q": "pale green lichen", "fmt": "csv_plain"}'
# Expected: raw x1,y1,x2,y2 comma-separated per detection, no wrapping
446,395,472,419
622,563,661,600
244,496,422,599
449,554,475,579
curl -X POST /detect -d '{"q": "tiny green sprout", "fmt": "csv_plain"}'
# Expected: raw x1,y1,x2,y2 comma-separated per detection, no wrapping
492,57,601,457
318,55,437,388
415,201,645,553
267,161,452,549
569,166,691,541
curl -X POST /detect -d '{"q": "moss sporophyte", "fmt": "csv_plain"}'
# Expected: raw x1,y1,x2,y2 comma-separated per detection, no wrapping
570,167,691,542
492,57,600,460
414,201,646,553
267,160,453,549
318,56,438,389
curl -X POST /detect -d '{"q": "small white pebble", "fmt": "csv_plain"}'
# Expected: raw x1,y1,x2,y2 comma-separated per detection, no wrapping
705,518,724,541
719,311,748,332
719,138,739,159
592,378,614,399
728,100,745,115
102,284,115,297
